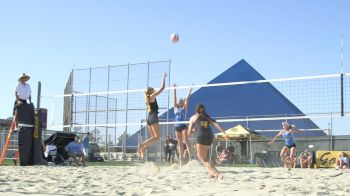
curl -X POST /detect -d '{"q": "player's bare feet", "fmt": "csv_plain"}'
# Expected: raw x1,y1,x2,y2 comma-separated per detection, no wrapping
215,173,223,180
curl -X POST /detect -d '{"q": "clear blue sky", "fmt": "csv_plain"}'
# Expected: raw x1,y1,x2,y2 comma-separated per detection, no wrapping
1,1,349,133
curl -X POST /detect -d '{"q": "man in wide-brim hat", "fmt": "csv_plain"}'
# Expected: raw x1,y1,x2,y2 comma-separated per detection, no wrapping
14,73,32,115
18,73,30,82
14,73,35,166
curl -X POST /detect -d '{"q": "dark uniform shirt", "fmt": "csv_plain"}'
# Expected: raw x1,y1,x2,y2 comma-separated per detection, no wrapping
146,98,159,114
194,114,213,137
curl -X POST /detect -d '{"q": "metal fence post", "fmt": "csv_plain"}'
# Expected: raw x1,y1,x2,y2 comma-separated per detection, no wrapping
86,67,92,133
250,135,253,165
166,59,171,137
144,62,150,160
123,63,130,157
115,99,118,146
106,65,111,152
330,113,333,150
70,70,74,132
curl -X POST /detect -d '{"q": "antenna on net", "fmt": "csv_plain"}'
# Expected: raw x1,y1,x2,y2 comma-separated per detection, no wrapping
341,33,344,73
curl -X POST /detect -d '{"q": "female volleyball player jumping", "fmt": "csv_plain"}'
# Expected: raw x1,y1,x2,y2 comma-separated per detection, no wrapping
173,84,192,165
268,121,303,170
138,73,167,159
188,104,228,179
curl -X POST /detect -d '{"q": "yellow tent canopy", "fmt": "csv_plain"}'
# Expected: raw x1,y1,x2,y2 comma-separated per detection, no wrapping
215,124,262,141
213,125,262,165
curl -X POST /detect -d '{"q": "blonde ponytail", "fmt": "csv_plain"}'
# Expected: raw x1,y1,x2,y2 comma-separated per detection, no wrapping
144,87,154,104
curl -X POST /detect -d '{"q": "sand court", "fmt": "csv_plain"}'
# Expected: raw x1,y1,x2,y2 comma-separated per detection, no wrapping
0,161,350,196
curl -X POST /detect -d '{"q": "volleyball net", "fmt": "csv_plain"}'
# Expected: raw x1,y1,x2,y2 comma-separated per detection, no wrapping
40,71,350,148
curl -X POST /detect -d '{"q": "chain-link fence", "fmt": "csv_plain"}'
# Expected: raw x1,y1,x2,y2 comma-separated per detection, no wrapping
41,60,171,154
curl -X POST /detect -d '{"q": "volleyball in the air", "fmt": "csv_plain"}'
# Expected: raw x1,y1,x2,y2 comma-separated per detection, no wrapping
170,33,179,43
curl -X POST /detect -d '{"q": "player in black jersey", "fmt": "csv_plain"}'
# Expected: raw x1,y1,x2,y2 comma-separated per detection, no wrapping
188,104,228,179
138,73,167,159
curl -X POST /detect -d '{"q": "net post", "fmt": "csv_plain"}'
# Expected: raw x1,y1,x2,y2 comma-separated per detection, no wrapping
341,73,344,116
37,81,41,108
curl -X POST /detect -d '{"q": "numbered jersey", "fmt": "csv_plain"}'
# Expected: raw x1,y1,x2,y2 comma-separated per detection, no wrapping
194,114,213,137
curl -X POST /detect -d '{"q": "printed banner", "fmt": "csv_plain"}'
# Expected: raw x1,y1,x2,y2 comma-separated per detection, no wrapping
316,151,350,168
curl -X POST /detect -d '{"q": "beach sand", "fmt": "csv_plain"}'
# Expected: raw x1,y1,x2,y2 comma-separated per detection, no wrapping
0,161,349,196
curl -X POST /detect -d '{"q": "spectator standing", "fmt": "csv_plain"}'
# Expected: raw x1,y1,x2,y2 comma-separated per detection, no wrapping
82,132,91,157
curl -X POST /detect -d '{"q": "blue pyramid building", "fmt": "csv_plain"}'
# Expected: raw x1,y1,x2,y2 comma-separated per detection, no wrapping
125,59,325,147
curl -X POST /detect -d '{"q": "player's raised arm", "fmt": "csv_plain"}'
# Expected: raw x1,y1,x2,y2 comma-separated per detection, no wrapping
173,83,177,109
150,73,167,98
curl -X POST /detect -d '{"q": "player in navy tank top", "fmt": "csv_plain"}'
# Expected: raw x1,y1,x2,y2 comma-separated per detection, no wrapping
137,73,167,159
188,104,228,179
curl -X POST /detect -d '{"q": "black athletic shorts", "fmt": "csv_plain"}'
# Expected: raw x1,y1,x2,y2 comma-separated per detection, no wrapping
175,125,187,132
285,143,296,149
147,112,159,125
196,134,213,146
